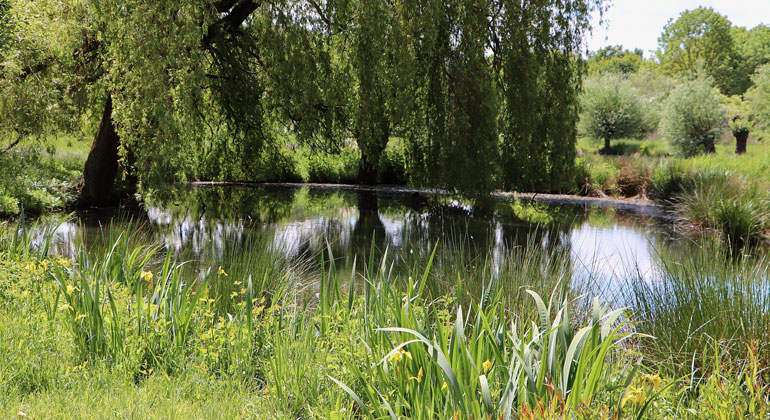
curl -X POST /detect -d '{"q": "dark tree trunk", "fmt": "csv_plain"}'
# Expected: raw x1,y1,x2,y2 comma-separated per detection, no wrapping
357,151,380,185
80,95,120,207
734,131,748,155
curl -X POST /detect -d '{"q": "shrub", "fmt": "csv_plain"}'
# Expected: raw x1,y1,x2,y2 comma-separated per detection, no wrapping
579,74,646,153
661,78,727,157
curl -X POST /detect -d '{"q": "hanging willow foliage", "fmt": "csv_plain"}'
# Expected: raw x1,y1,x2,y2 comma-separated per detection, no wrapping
0,0,604,197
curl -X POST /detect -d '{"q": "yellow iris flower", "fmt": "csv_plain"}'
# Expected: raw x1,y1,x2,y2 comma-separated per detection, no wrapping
388,348,412,362
482,359,493,374
409,367,423,383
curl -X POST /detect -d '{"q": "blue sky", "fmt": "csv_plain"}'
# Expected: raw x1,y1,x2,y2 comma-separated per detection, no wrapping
587,0,770,57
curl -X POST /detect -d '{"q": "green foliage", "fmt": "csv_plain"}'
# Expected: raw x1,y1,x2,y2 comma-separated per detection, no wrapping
661,78,726,157
3,218,770,418
498,1,597,192
748,64,770,140
580,74,647,151
656,7,737,94
587,45,644,75
0,147,78,216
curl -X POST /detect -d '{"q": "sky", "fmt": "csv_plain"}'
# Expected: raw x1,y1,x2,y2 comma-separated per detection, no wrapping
587,0,770,57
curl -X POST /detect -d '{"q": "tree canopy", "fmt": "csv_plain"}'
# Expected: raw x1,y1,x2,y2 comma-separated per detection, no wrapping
1,0,604,201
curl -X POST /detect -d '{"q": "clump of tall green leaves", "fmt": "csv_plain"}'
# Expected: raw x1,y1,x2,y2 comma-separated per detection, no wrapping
322,246,635,419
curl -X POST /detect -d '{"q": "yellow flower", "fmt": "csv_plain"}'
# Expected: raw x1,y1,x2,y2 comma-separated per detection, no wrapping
40,261,48,271
622,386,647,408
409,367,423,383
388,348,412,362
75,313,87,321
218,266,228,276
140,270,153,283
57,257,72,267
482,359,493,374
441,381,448,391
230,291,238,299
643,374,662,390
66,284,78,296
233,280,241,286
58,303,73,312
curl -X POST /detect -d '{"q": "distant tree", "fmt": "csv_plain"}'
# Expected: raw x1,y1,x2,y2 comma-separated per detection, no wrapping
656,7,735,94
661,78,726,157
748,64,770,140
579,74,646,153
587,45,644,75
728,24,770,95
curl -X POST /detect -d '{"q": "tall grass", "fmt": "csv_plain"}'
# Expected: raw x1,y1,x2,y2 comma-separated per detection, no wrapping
627,242,770,381
3,216,770,418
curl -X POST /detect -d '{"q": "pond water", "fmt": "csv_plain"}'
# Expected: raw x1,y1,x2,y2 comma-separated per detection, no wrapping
29,184,703,302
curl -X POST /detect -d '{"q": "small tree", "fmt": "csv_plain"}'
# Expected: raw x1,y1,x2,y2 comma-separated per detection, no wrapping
661,78,726,157
579,75,646,154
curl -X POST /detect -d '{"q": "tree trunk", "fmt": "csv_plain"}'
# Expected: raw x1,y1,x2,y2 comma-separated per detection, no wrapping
357,151,380,185
600,136,611,155
80,95,120,207
734,131,748,155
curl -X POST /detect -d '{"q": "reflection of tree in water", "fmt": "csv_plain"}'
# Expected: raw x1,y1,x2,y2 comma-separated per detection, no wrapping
350,190,386,263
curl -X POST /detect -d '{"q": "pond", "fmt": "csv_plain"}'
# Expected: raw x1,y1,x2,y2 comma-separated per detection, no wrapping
29,184,707,303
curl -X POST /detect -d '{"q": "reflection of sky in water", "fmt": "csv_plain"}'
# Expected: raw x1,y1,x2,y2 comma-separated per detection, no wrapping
570,221,656,301
28,186,675,300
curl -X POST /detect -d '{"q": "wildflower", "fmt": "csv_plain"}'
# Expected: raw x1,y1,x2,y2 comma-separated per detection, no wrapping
388,348,412,363
482,359,493,374
57,257,72,267
39,261,48,271
58,303,73,312
76,313,87,321
218,266,228,276
66,284,78,296
622,386,647,408
643,374,662,390
441,381,448,391
409,367,423,383
230,291,238,299
140,270,153,283
233,280,241,286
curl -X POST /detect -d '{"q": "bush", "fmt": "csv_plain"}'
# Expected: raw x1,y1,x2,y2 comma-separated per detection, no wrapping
579,74,646,153
661,78,727,157
306,149,359,184
377,142,407,185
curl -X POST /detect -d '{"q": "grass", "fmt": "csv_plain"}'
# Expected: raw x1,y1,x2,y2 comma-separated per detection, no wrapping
1,217,769,418
577,137,770,246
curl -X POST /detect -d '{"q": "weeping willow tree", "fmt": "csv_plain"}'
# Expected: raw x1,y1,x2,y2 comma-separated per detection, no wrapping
1,0,603,205
403,0,601,194
492,0,599,192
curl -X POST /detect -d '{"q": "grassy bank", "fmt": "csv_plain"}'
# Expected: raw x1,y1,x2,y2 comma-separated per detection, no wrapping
1,218,768,419
576,138,770,246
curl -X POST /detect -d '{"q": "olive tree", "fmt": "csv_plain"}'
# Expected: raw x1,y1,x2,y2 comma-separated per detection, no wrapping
661,78,726,157
579,75,646,153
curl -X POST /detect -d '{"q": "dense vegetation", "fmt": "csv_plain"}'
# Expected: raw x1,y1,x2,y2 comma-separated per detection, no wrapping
1,217,768,418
